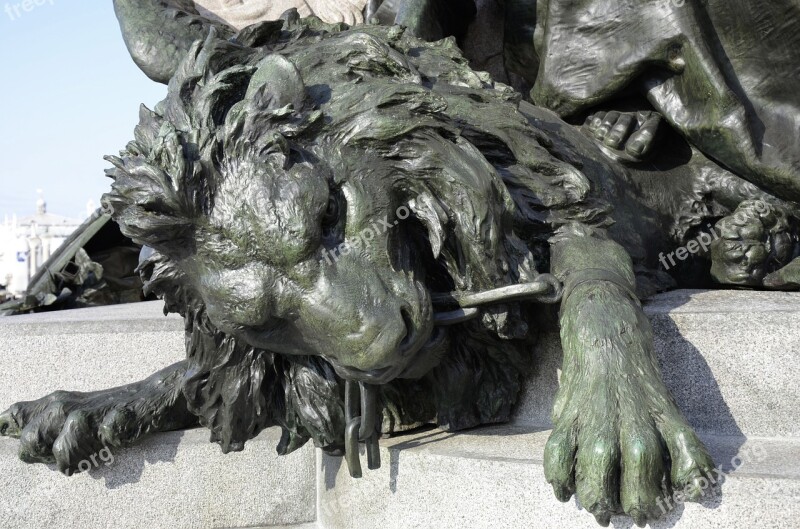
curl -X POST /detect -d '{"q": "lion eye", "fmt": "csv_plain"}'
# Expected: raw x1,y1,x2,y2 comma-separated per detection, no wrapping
322,196,339,227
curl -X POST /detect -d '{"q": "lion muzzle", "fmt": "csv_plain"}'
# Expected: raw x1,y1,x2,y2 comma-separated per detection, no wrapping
342,274,563,478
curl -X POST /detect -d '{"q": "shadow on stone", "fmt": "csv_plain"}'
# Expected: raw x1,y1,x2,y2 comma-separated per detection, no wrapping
322,448,344,492
646,290,745,524
95,429,185,489
648,291,745,438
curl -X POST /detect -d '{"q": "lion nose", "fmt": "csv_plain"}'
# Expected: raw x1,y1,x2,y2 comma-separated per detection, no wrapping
341,302,416,373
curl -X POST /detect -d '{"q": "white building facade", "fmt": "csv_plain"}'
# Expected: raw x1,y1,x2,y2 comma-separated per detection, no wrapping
0,194,86,297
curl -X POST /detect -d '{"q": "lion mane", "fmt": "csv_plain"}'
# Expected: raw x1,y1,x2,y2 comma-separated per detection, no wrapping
101,14,610,454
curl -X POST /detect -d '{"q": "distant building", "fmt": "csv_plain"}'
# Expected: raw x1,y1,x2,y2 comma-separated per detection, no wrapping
0,192,86,297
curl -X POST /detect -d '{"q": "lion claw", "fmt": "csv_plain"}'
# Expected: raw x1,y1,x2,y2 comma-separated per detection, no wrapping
0,407,21,437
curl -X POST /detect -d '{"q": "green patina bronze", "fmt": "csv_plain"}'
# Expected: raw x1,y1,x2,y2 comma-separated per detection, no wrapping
2,2,800,527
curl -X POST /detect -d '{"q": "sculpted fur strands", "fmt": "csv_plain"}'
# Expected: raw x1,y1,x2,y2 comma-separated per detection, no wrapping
2,8,727,525
101,16,586,454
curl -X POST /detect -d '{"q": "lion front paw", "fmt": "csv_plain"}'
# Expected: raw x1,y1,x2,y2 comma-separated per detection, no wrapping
0,362,195,475
0,391,136,474
543,382,715,527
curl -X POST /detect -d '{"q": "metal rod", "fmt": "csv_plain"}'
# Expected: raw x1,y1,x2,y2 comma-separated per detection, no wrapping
358,383,377,441
345,380,359,423
431,274,562,308
433,307,480,325
366,434,381,470
344,417,363,478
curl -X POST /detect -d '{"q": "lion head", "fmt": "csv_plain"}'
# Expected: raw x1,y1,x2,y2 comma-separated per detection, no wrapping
102,16,598,452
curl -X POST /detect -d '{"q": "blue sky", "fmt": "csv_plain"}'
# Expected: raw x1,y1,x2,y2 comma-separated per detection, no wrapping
0,2,166,219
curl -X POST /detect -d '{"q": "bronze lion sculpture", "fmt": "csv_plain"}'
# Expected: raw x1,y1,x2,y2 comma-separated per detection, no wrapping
3,7,799,527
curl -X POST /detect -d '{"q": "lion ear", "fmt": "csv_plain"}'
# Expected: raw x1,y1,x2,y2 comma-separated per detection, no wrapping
246,54,306,110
